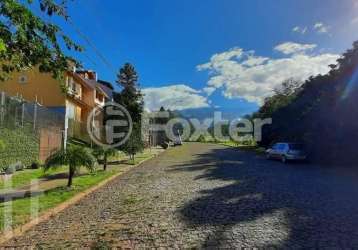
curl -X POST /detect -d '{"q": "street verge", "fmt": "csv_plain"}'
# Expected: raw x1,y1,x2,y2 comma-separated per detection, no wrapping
0,149,162,245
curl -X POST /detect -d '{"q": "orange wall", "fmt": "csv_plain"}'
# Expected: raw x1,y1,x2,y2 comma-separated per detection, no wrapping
0,67,66,107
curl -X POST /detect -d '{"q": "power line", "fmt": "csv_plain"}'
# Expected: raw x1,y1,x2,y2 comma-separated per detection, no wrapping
31,1,117,76
67,18,117,75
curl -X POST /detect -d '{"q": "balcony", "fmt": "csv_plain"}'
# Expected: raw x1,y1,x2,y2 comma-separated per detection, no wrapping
67,89,82,100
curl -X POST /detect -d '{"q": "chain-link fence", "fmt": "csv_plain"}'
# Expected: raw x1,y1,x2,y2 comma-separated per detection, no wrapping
0,92,65,170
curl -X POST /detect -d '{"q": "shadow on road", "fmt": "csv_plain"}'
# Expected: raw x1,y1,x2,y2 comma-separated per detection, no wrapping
168,145,358,248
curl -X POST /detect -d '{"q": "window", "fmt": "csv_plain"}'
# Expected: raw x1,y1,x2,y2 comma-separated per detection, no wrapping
66,103,76,120
96,90,104,103
67,77,82,99
278,144,286,150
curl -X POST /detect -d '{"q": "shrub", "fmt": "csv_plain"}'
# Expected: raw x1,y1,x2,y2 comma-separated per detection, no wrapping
30,160,41,169
160,142,169,149
0,128,39,170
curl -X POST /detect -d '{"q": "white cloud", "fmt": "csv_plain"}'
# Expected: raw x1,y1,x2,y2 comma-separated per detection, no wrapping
197,44,339,105
203,87,216,96
292,26,300,32
197,47,243,71
274,42,317,55
313,22,330,34
292,26,307,34
352,16,358,24
143,84,210,111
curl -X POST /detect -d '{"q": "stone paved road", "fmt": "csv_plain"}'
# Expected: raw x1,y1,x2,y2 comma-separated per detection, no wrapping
3,143,358,249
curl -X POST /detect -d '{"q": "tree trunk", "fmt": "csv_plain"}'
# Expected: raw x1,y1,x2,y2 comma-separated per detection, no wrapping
68,166,75,187
104,154,107,171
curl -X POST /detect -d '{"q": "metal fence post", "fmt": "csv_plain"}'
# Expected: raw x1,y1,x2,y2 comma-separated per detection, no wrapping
14,106,17,127
33,103,37,132
21,103,25,127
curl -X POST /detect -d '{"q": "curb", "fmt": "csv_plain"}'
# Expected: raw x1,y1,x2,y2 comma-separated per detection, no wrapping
0,154,158,245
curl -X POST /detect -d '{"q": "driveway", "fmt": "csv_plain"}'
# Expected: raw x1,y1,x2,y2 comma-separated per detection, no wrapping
3,143,358,248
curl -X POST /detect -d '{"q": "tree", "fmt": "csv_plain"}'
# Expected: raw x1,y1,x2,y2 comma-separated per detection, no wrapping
253,78,303,119
0,0,82,81
93,146,118,171
44,144,96,187
252,41,358,165
114,63,144,124
113,63,145,159
121,124,144,164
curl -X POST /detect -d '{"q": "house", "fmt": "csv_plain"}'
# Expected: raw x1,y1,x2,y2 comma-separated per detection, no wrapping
0,67,114,144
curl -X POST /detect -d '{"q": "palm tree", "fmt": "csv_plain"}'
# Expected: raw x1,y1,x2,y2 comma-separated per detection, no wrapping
93,147,118,171
45,144,96,187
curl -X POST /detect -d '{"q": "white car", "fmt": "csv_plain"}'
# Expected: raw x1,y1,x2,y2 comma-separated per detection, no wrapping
266,143,307,163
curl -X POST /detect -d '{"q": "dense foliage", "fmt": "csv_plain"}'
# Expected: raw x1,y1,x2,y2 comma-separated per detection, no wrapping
0,127,39,170
253,41,358,165
0,0,81,81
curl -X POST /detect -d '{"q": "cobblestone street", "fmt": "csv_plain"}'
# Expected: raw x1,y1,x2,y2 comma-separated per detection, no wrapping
3,143,358,248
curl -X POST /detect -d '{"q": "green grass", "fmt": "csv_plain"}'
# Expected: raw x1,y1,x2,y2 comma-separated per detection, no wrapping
0,167,67,189
217,141,266,155
0,169,118,231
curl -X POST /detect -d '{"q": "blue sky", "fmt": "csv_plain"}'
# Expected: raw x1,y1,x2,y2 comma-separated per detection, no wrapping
41,0,358,116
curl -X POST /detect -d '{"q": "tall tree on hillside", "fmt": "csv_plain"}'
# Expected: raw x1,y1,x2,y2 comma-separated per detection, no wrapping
113,63,144,158
0,0,82,81
114,63,144,124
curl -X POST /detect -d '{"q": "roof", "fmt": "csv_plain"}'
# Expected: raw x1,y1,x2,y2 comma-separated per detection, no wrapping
69,71,113,99
69,72,96,90
97,79,114,90
96,82,113,99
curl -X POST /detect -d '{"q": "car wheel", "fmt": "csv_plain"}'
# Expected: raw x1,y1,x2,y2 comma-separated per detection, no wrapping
281,155,287,163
